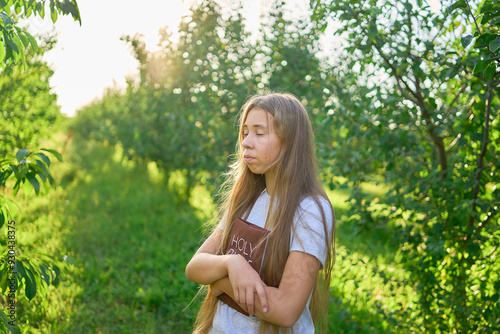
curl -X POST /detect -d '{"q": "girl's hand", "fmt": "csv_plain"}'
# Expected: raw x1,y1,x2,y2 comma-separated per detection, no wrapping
225,255,268,316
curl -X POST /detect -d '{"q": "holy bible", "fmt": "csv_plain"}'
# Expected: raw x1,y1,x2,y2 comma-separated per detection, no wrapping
219,217,270,316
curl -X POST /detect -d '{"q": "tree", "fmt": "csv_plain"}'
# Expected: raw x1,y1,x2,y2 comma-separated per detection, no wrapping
311,0,499,331
0,35,68,334
0,1,80,332
75,0,259,201
1,36,60,156
259,1,337,180
0,0,80,68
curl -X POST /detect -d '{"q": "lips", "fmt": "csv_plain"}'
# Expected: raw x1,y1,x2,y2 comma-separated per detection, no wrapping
244,155,255,162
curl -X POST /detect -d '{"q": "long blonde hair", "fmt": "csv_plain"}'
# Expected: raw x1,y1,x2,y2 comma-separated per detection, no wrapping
193,92,336,334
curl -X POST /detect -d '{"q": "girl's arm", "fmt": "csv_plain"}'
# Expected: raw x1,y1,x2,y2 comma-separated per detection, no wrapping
185,228,269,314
185,228,228,284
210,250,320,328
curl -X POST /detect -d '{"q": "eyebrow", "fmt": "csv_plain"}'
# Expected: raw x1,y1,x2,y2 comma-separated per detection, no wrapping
243,124,268,129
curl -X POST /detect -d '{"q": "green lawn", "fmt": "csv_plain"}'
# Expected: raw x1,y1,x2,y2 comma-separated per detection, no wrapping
8,136,416,333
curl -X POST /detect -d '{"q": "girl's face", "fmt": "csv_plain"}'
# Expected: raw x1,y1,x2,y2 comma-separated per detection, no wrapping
241,107,282,175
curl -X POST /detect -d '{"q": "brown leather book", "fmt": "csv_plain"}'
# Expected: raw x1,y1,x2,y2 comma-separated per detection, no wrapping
219,217,270,316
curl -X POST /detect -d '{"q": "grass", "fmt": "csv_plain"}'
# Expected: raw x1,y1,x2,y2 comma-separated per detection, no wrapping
5,138,206,333
4,133,417,333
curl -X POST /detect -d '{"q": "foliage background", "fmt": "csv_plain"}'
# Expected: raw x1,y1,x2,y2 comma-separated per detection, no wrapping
1,0,498,333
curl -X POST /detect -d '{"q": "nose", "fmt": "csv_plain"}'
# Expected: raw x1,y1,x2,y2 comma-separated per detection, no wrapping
242,134,253,149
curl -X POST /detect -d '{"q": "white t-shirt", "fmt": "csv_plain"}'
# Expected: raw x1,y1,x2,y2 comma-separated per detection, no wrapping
210,190,334,333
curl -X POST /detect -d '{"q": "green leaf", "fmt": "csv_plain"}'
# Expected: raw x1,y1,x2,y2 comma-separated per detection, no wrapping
0,12,13,26
41,148,63,162
0,265,8,293
473,59,494,74
19,32,30,49
481,10,500,24
4,32,19,55
25,5,33,17
17,260,38,301
22,179,34,196
0,1,10,13
47,173,54,186
50,9,57,23
27,174,40,193
39,264,51,286
461,35,473,48
52,265,61,287
15,260,26,280
368,21,378,38
38,3,45,19
15,27,29,48
59,0,82,23
483,63,496,80
26,32,38,52
35,160,49,180
24,264,37,300
412,59,425,79
448,0,467,13
473,33,497,49
12,180,21,196
28,162,43,174
0,39,4,64
440,67,458,80
0,309,21,334
479,2,500,14
38,152,51,167
424,41,434,51
489,36,500,53
15,149,29,162
0,208,4,229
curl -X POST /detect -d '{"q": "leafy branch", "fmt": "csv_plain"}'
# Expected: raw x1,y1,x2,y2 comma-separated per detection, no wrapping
0,0,81,68
350,5,449,174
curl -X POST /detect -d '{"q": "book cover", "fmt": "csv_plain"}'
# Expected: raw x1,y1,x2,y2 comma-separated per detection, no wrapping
219,217,270,316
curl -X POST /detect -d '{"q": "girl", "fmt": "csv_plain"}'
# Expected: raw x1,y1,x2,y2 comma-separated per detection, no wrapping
185,92,335,333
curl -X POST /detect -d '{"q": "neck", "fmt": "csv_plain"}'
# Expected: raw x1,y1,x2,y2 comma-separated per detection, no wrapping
264,170,277,196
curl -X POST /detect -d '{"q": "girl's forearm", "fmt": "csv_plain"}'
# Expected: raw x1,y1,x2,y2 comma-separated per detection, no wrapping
185,253,230,285
210,276,231,297
211,277,296,328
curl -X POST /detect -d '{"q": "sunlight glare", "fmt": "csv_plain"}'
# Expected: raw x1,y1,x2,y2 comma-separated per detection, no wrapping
23,0,197,116
428,0,442,12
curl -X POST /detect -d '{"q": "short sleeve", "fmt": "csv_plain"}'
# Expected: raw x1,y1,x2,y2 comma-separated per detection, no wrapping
289,197,334,268
217,210,229,231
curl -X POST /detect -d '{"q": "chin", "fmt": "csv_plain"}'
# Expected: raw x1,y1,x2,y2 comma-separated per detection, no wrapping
247,166,263,175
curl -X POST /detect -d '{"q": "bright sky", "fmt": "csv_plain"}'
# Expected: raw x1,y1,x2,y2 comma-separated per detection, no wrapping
23,0,440,117
24,0,261,116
